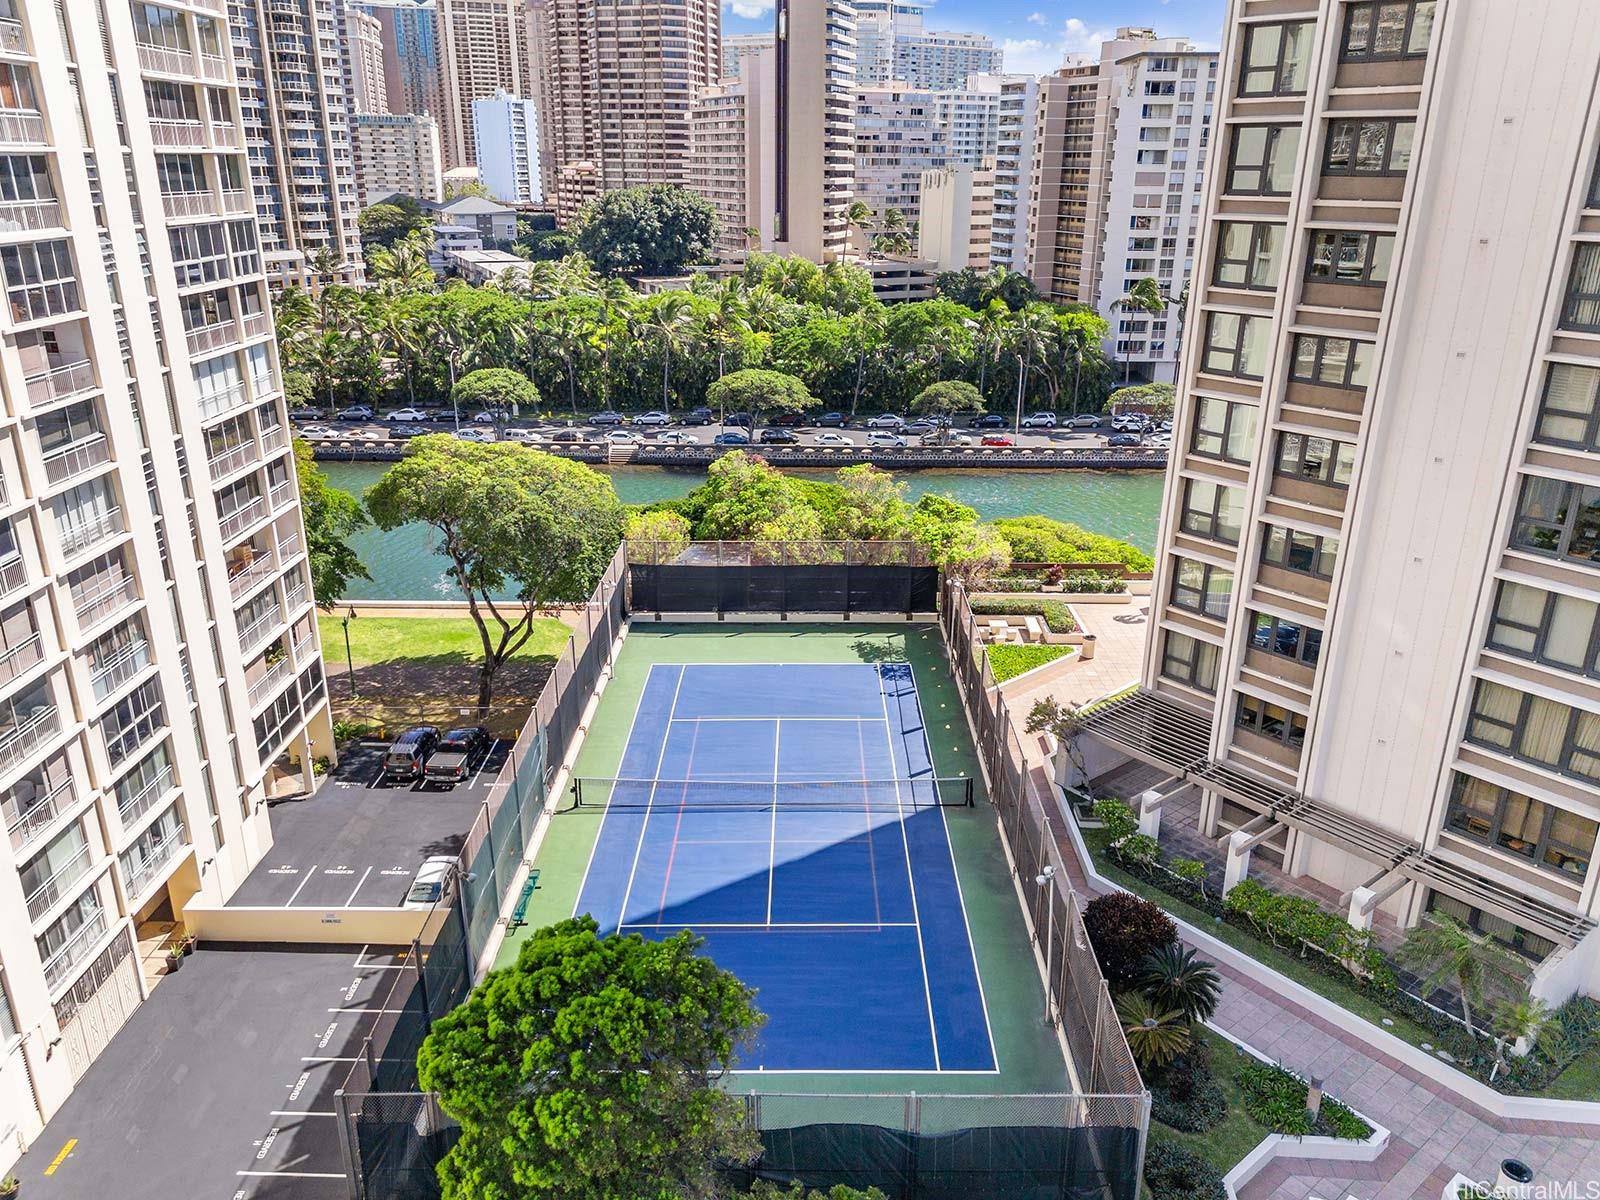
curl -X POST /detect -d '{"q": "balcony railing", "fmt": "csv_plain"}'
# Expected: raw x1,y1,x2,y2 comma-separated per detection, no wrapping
0,17,26,54
221,188,251,215
148,118,206,148
277,528,303,563
6,776,72,853
0,633,42,689
24,360,96,408
57,508,123,558
197,53,229,81
117,764,173,827
291,621,316,663
42,434,110,487
0,704,58,775
268,479,295,511
227,551,275,601
247,655,290,709
218,495,266,542
25,839,90,921
90,638,149,703
207,438,257,481
135,43,191,75
258,424,288,454
197,382,249,422
74,573,137,631
283,577,308,613
0,556,27,602
187,321,237,356
208,122,241,148
240,310,271,339
41,906,106,992
123,825,187,901
0,199,61,234
0,109,44,147
237,605,282,653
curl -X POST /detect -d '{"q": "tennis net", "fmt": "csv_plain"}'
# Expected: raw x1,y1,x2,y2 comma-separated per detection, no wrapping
566,776,975,812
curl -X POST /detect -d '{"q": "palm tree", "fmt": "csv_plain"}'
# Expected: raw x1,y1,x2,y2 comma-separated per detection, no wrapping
1166,278,1192,384
1115,992,1192,1071
743,225,761,251
375,306,422,404
643,293,695,411
974,300,1008,397
1397,914,1524,1033
845,199,875,256
849,305,887,416
742,285,785,334
977,266,1036,311
1490,995,1548,1082
1136,945,1222,1023
547,309,591,417
1004,305,1056,428
1112,277,1167,385
703,279,750,379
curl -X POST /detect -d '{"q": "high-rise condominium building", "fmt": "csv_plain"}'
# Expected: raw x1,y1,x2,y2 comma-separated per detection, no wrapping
1085,0,1600,994
526,0,720,224
352,112,445,203
771,0,857,262
0,0,331,1154
1024,61,1099,300
689,51,777,259
364,0,441,119
721,31,774,81
917,163,993,271
852,79,999,228
229,0,365,286
342,1,389,114
989,75,1039,273
435,0,532,171
852,0,999,91
472,88,541,203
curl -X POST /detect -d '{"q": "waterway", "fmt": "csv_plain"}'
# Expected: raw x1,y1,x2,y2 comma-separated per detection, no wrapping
320,461,1166,601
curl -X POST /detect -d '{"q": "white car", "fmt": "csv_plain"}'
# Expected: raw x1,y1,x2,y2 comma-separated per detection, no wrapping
403,857,458,909
867,430,906,447
604,430,644,443
502,428,544,443
654,430,698,444
1066,414,1102,430
813,431,850,445
385,407,431,422
634,410,672,426
296,424,336,439
1112,415,1149,432
454,428,494,443
1020,411,1057,429
470,410,499,424
923,430,973,446
865,414,904,430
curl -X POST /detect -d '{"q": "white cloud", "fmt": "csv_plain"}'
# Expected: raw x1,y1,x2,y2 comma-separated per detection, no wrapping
1026,11,1046,24
725,0,772,18
1061,17,1114,55
1000,37,1061,75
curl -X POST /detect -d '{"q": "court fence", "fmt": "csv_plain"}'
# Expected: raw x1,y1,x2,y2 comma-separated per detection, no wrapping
626,539,940,618
939,576,1151,1189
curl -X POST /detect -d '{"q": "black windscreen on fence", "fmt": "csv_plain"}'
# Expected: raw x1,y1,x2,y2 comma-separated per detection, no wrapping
630,563,939,616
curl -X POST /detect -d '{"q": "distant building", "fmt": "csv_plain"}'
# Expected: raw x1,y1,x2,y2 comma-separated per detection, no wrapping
852,78,1000,228
342,2,389,114
443,247,532,284
689,51,777,260
472,89,542,203
721,32,775,81
352,113,444,204
364,0,442,119
435,194,518,242
435,0,534,171
770,0,858,262
429,222,484,268
918,163,993,272
852,0,1000,90
989,75,1039,274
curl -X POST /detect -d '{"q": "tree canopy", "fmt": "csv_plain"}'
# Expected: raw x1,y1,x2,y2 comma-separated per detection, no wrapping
989,514,1154,571
365,439,624,710
292,440,369,606
1106,381,1176,418
451,367,539,418
573,184,719,277
911,380,985,417
358,199,430,250
417,917,762,1200
705,368,816,424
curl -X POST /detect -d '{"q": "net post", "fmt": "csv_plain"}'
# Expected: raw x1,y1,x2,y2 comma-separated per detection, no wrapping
965,777,974,807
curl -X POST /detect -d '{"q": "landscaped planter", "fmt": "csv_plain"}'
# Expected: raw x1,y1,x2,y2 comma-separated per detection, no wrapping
983,589,1133,606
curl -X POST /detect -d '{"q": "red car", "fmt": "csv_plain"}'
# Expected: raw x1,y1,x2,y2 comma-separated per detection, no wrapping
981,434,1015,447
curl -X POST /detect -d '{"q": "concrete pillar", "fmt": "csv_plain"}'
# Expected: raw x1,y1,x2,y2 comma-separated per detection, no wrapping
1222,831,1253,896
1347,885,1376,932
1197,787,1220,839
1136,789,1162,838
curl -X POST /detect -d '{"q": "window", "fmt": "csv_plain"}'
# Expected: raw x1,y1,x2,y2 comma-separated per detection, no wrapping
1466,679,1600,786
1227,125,1299,195
1,239,77,323
1341,1,1436,61
1201,311,1269,378
1560,243,1600,333
100,678,165,766
1180,478,1244,544
1445,773,1595,880
1261,524,1339,579
1213,221,1283,290
1161,631,1219,692
0,154,51,202
1275,432,1355,487
1487,580,1600,680
1590,151,1600,210
1190,397,1256,464
1509,476,1600,564
1249,611,1322,666
1239,22,1313,96
1171,557,1233,619
1324,118,1415,177
1289,334,1374,390
1234,694,1307,749
1306,230,1395,286
0,63,35,113
1533,362,1600,452
132,2,191,52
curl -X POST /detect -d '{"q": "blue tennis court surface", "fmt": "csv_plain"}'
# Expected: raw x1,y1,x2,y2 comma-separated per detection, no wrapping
574,662,996,1072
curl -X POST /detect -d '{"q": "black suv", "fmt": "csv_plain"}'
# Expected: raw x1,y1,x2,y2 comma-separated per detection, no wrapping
724,412,753,428
758,428,799,444
683,407,715,425
383,726,439,782
816,411,848,427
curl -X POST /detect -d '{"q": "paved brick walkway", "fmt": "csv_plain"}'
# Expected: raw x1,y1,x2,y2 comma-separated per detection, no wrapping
1000,595,1150,712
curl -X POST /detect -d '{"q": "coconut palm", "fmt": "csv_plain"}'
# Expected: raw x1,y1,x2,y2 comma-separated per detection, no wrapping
1397,914,1524,1033
375,306,423,404
849,304,887,416
1136,945,1222,1024
1166,278,1192,383
844,199,875,256
1112,277,1168,384
1490,995,1548,1082
703,278,750,379
1004,305,1057,425
546,308,592,416
1116,992,1192,1071
643,293,695,410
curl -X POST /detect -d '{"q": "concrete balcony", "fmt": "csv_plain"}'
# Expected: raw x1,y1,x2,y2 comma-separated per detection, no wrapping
123,824,187,901
221,188,252,215
0,632,44,691
246,654,291,710
268,478,295,512
161,191,218,221
74,573,138,633
187,320,237,356
25,838,90,921
197,53,229,82
90,638,150,704
218,494,267,543
24,359,97,409
240,310,272,339
149,119,207,149
197,381,250,422
227,549,276,602
258,423,288,455
116,763,173,828
5,775,72,854
41,905,106,992
136,43,193,76
0,199,62,234
0,109,44,147
0,704,58,775
207,437,258,482
57,508,123,559
42,433,111,488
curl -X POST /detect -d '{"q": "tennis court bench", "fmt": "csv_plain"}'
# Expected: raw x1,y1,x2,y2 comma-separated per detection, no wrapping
508,870,540,929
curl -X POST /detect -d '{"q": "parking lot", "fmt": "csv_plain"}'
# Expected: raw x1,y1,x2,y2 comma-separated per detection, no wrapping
229,736,506,910
12,943,409,1200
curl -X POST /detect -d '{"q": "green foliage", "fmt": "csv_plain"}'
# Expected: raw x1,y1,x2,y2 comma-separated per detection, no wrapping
331,719,379,742
985,643,1071,683
417,917,762,1200
705,368,817,421
358,199,429,249
292,440,370,606
833,465,911,540
1137,944,1222,1023
1116,991,1191,1069
1150,1046,1228,1133
911,379,985,416
690,452,811,541
573,184,718,277
933,265,1037,312
908,494,1011,580
450,367,539,417
1114,831,1160,867
444,179,492,200
625,509,692,560
966,596,1075,633
1082,891,1178,990
1091,797,1137,841
746,1185,889,1200
1143,1140,1226,1200
1107,381,1176,418
1233,1058,1373,1140
1170,858,1207,886
1398,914,1526,1032
988,515,1153,571
1223,879,1386,979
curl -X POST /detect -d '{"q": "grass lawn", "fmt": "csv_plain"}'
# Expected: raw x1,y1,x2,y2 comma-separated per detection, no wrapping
986,642,1073,683
1543,1043,1600,1101
318,614,570,666
1150,1027,1273,1174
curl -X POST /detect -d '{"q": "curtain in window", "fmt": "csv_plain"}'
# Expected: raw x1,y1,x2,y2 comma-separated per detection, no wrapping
1518,695,1568,766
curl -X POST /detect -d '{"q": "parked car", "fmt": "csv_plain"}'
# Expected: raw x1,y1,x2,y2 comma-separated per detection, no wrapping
634,410,672,426
867,430,906,447
423,726,490,786
454,428,494,443
654,430,699,444
865,413,904,429
403,856,459,909
816,411,849,427
758,428,799,444
383,726,439,782
1147,434,1172,449
973,413,1008,429
390,425,430,440
384,407,431,422
813,431,850,444
1066,414,1103,430
980,434,1016,447
604,430,644,443
1107,433,1142,447
589,410,625,426
296,424,336,439
548,429,583,443
470,410,500,424
1156,419,1173,433
1112,414,1149,432
289,407,326,423
922,430,973,446
502,428,544,443
1020,411,1058,429
336,405,375,422
723,412,753,428
770,411,806,427
712,431,750,445
682,407,715,426
903,419,939,436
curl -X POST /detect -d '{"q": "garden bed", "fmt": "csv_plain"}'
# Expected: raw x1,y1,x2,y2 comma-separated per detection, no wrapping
985,642,1074,683
968,595,1077,634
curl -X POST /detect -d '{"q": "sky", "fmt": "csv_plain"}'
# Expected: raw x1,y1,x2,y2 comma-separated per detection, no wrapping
721,0,1227,75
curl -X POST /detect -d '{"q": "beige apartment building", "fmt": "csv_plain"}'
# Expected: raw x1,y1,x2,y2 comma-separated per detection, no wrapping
526,0,720,224
689,56,777,260
1025,62,1099,301
771,0,857,262
917,162,992,271
352,111,445,203
342,1,389,114
0,0,333,1164
1083,0,1600,1000
435,0,532,171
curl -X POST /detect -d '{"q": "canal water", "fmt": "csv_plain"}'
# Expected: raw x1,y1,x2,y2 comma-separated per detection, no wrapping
319,460,1166,601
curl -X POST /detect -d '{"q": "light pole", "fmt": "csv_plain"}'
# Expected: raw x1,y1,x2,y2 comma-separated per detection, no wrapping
341,605,358,699
1034,864,1056,1026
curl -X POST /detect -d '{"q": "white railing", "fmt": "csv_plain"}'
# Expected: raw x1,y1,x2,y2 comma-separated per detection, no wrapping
197,53,229,81
240,310,271,339
73,574,136,630
0,705,58,774
0,17,26,54
276,528,303,562
282,577,308,613
187,321,237,355
160,191,217,220
6,776,73,853
135,43,192,76
25,839,89,921
237,606,282,653
208,122,240,148
0,633,42,688
0,199,61,233
268,479,294,511
122,826,187,901
0,109,44,146
57,508,122,558
218,495,266,542
220,188,251,215
90,639,149,703
148,118,206,148
227,552,275,601
0,555,27,600
42,434,110,486
197,382,248,422
258,424,288,454
207,438,257,481
247,656,290,709
291,622,316,663
116,764,173,827
24,360,95,408
41,907,106,991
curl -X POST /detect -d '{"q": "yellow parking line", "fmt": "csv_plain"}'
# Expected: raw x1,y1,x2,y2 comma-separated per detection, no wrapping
42,1137,76,1175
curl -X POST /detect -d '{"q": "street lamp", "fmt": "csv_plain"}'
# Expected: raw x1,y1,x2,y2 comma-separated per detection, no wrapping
341,605,358,699
1034,864,1056,1026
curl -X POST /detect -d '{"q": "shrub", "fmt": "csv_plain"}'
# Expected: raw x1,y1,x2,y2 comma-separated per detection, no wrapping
1062,570,1128,594
1091,797,1137,841
987,573,1045,592
1224,879,1386,978
967,596,1076,633
1137,944,1222,1023
1115,832,1160,867
1150,1048,1228,1133
1234,1059,1373,1140
1142,1140,1225,1200
332,719,379,743
1082,892,1177,990
985,643,1071,683
988,514,1153,571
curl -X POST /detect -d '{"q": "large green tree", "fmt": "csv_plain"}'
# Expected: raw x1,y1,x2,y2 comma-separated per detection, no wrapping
365,439,624,710
418,917,762,1200
358,199,429,250
911,380,985,418
451,367,540,421
574,184,718,277
292,440,369,606
705,368,817,429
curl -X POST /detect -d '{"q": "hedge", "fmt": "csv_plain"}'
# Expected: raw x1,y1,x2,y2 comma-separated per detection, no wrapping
967,595,1076,633
985,643,1072,683
1142,1140,1225,1200
1233,1058,1373,1140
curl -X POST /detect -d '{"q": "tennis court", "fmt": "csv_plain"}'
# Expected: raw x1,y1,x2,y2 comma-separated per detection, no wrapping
573,661,996,1073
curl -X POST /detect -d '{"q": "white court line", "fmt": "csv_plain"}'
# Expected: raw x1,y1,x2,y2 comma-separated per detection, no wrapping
343,867,372,907
327,1007,408,1014
619,921,918,929
270,1110,337,1118
668,715,878,722
300,1056,360,1063
614,665,686,929
765,720,780,925
237,1171,347,1179
285,864,319,906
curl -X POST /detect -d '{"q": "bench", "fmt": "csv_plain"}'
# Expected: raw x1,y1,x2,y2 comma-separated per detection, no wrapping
509,870,541,929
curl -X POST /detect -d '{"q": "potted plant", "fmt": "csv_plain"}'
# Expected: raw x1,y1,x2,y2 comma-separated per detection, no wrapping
1041,565,1065,593
179,931,197,956
165,942,185,973
1,1172,20,1197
